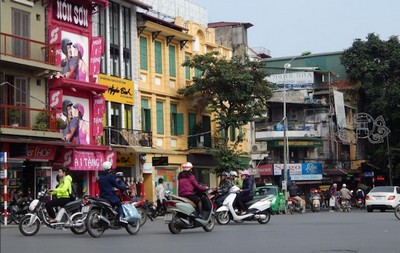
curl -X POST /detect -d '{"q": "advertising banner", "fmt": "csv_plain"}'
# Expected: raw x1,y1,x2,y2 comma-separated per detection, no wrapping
93,95,105,136
98,74,135,105
89,36,104,79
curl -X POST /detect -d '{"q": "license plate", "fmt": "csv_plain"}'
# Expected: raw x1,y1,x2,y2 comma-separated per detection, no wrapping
82,205,90,213
164,213,173,223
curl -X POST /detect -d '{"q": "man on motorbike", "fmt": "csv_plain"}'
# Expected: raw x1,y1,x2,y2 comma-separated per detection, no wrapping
235,170,254,215
288,181,305,213
178,162,207,218
214,171,233,207
45,167,73,223
339,183,352,206
99,161,128,223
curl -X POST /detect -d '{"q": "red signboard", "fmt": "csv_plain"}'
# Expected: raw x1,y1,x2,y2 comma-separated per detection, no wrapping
257,163,273,176
61,149,104,170
14,145,57,160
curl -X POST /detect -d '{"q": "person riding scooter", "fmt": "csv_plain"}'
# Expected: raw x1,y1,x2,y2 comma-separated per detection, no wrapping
178,162,207,218
288,181,305,213
235,170,254,215
214,171,233,207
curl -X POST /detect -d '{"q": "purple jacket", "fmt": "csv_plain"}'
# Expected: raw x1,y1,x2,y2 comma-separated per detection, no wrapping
178,174,207,196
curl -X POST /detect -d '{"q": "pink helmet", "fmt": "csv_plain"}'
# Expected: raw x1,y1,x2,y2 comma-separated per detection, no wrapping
241,170,250,176
74,43,84,57
182,162,193,171
74,103,84,118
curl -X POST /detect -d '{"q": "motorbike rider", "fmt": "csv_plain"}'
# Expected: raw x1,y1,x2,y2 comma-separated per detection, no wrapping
230,171,239,186
339,183,352,205
45,167,73,223
356,188,365,204
235,170,254,215
214,171,233,207
99,161,128,223
288,181,305,212
178,162,207,218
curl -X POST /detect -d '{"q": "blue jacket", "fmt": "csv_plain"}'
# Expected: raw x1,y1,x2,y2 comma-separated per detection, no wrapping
241,176,254,198
99,172,127,203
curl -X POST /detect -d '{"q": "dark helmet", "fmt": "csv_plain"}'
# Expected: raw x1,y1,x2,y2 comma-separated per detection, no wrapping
61,38,72,56
62,99,73,117
115,172,124,178
222,171,229,177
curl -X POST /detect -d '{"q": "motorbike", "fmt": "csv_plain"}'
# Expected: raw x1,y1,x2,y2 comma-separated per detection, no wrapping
356,197,365,210
287,196,305,214
215,185,271,225
339,197,351,212
311,193,321,212
84,193,141,238
0,203,13,224
9,196,33,224
18,189,87,236
164,190,215,234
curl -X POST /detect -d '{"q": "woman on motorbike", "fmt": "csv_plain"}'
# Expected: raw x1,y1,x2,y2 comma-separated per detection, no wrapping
45,167,73,223
178,162,207,218
235,170,254,215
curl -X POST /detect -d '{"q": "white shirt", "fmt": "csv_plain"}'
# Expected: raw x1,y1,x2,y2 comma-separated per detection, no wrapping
156,183,166,201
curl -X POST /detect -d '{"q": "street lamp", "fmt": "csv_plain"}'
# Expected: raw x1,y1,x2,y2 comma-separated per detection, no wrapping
282,51,311,196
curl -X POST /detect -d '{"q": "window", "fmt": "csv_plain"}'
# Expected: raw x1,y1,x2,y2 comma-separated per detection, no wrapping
109,2,120,76
125,105,132,130
140,36,148,70
122,6,131,79
12,8,30,59
169,45,176,77
170,104,183,136
141,99,151,132
156,101,164,134
185,55,190,80
154,41,162,74
188,113,196,147
230,125,236,142
195,68,202,78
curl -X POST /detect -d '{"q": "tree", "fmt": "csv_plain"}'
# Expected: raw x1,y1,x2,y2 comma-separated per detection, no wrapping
341,33,400,181
178,52,273,173
179,52,273,138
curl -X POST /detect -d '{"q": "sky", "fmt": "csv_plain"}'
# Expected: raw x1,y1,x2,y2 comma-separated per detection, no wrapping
191,0,400,58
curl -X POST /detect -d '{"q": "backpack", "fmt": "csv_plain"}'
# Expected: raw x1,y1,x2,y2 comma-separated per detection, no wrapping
69,182,78,201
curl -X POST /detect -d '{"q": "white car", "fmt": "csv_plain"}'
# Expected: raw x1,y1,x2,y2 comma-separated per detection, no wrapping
365,186,400,212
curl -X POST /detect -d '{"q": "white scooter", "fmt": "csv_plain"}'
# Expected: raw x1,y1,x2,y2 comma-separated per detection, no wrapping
311,192,321,212
215,185,271,225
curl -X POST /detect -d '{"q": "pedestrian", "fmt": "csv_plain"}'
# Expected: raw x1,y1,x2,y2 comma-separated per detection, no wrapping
155,177,166,215
329,183,338,212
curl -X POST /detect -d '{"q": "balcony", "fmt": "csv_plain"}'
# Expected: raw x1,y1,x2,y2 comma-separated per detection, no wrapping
0,104,61,139
0,32,60,74
255,122,321,140
103,127,153,147
188,133,226,149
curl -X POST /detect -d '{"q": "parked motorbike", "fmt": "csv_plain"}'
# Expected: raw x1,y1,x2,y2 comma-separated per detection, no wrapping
0,203,13,224
10,196,33,224
215,185,271,225
311,193,321,212
18,189,87,236
84,194,140,238
164,190,215,234
287,196,305,214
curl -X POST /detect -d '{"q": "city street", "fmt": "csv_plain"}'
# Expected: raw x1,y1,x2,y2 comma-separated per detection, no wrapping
1,209,399,253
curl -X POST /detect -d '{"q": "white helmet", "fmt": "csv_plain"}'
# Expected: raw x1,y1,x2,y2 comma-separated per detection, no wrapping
230,171,238,177
102,161,112,171
182,162,193,171
342,183,347,188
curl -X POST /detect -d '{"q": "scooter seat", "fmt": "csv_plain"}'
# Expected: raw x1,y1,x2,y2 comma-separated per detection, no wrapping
170,195,196,208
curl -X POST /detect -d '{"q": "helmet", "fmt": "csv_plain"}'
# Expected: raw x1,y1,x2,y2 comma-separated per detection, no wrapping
241,170,250,176
115,172,124,178
61,38,72,56
62,99,73,117
182,162,193,171
102,161,112,171
229,171,238,177
74,103,84,118
74,43,84,57
222,171,229,177
342,183,347,188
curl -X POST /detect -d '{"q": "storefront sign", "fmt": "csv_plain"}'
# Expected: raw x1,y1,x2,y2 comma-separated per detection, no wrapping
62,150,104,170
116,152,136,167
89,37,104,79
49,89,63,109
274,162,322,180
257,163,273,176
55,0,89,28
98,74,134,105
268,140,323,147
26,145,57,160
93,95,105,136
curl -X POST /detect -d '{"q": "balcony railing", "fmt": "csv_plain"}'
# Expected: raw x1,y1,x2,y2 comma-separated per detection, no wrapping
103,127,153,147
188,133,226,149
0,104,58,132
0,32,57,65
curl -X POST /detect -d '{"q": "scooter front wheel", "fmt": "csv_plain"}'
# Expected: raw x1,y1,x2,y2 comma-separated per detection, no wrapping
86,209,105,238
203,215,215,232
216,211,230,225
19,216,40,236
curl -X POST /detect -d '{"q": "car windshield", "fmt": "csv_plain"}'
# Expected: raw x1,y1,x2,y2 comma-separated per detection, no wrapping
256,187,277,196
370,186,394,193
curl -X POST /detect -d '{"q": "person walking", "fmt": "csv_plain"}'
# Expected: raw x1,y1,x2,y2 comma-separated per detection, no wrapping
329,183,338,212
155,177,167,215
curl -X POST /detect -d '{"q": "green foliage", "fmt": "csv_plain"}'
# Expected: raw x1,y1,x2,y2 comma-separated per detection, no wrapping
209,145,249,175
178,51,273,142
7,108,20,123
32,111,50,131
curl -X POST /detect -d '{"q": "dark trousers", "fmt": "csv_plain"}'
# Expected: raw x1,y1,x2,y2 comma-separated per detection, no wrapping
236,193,253,212
156,199,166,213
45,197,70,219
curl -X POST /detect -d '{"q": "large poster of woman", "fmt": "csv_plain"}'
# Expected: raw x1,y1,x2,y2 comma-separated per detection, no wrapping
60,96,90,145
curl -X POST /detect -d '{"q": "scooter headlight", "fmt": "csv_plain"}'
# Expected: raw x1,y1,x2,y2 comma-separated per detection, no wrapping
29,199,39,212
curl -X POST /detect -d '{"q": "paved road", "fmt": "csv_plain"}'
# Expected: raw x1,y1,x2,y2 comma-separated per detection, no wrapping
1,209,399,253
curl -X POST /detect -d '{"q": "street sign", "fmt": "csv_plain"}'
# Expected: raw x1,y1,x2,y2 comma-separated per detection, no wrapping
0,152,7,163
364,171,374,177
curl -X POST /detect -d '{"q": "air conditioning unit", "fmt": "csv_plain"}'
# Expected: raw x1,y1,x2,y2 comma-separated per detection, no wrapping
251,142,267,152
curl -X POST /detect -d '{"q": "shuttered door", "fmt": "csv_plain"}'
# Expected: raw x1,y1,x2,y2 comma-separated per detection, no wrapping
12,8,30,59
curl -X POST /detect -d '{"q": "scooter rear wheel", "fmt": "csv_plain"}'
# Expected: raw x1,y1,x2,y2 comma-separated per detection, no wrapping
168,215,182,234
216,211,230,225
137,207,147,226
70,213,87,235
258,211,271,224
126,220,140,235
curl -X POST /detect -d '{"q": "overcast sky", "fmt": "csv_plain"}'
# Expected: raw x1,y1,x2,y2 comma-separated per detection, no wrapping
191,0,400,57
